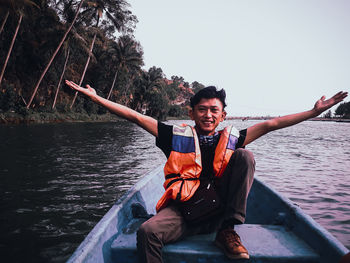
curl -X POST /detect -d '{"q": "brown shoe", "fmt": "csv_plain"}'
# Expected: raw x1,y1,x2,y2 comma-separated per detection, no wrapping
215,228,249,259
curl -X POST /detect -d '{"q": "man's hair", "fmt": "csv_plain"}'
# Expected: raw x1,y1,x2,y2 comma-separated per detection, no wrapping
190,86,227,109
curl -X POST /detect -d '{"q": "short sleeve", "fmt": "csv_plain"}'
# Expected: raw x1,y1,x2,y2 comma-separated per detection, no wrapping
156,121,173,158
235,129,247,149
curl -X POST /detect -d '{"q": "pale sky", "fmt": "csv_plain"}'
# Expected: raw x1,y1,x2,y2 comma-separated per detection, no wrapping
128,0,350,116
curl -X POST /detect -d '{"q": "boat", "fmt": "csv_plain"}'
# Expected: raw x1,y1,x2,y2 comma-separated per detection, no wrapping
67,166,349,263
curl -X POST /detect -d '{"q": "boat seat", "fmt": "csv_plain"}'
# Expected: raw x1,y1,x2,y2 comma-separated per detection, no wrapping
110,223,320,263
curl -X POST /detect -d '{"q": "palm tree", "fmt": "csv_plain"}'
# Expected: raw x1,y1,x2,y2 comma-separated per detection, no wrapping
69,30,97,108
107,67,119,100
0,14,22,87
70,0,138,108
0,0,39,87
78,0,137,37
26,0,85,109
132,67,164,113
52,48,70,109
69,0,102,109
106,35,143,101
0,10,9,35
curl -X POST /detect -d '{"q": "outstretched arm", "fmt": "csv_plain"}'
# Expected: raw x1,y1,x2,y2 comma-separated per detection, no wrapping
243,91,348,146
65,80,158,137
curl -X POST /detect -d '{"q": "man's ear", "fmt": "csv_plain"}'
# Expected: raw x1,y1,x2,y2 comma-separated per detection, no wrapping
221,111,227,122
188,108,195,120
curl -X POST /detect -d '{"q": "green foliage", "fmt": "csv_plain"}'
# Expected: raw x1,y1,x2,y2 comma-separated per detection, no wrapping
191,81,205,94
323,110,332,119
165,81,180,101
0,83,25,112
54,102,71,113
77,0,137,35
168,104,186,118
146,86,169,120
84,97,99,115
130,66,163,112
335,102,350,118
0,0,203,122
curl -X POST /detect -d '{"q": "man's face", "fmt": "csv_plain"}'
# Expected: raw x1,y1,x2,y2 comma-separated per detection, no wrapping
189,98,226,136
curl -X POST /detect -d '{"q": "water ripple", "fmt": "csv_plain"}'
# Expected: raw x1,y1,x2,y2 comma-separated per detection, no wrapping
0,120,349,262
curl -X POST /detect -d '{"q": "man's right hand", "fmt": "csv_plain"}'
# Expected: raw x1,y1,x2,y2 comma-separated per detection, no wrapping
65,80,158,137
65,80,97,101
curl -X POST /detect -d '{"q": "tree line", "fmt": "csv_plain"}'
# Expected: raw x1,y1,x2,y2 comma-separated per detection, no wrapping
0,0,206,121
322,101,350,119
334,102,350,118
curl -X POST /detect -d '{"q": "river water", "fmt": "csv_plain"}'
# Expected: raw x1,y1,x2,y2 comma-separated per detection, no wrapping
0,120,349,262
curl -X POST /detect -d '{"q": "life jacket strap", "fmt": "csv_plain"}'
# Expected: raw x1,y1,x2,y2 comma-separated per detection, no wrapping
175,177,200,201
165,173,180,180
165,173,201,201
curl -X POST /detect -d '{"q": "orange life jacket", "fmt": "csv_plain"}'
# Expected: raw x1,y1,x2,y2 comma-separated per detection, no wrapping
156,124,240,212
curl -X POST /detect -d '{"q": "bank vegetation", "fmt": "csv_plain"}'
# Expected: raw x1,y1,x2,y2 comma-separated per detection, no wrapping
0,0,205,124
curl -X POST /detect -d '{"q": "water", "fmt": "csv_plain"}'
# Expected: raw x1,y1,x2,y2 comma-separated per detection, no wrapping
0,120,349,262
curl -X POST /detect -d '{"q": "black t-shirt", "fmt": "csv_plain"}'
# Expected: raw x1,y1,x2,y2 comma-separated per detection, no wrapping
156,122,247,179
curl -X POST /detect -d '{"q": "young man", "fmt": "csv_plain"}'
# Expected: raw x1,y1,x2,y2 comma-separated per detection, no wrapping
65,80,347,262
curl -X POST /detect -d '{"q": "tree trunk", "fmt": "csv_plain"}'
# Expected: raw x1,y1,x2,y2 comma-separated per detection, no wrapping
107,69,118,100
53,49,70,109
70,32,97,109
0,12,22,87
26,0,85,109
0,10,9,35
123,75,134,106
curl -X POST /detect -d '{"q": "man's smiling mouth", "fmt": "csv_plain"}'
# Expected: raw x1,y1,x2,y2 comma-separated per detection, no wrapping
202,121,214,125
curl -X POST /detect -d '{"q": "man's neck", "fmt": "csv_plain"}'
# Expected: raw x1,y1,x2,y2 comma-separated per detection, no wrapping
194,126,217,136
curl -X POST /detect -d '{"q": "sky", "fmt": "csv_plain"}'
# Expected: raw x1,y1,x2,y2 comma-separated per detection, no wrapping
128,0,350,116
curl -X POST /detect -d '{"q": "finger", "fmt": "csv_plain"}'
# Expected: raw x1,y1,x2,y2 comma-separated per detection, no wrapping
339,91,348,99
65,80,76,89
335,91,348,98
71,82,81,89
65,80,74,86
334,91,348,100
66,80,76,85
332,91,344,99
66,81,82,91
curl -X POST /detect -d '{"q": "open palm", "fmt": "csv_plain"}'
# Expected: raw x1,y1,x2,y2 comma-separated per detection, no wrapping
65,80,97,98
313,91,348,114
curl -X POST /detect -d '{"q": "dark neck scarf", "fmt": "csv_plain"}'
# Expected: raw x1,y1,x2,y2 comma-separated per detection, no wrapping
198,132,220,148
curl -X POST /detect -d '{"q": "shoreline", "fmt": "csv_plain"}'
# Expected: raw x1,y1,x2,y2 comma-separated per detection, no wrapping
0,112,120,125
1,112,349,125
226,116,350,123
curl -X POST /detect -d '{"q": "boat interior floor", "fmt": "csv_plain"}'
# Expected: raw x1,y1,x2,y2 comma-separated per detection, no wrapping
111,220,320,263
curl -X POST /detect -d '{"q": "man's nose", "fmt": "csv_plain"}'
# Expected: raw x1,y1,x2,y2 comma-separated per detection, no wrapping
204,110,212,117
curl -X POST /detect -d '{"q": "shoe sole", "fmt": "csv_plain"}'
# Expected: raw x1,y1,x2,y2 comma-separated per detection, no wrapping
214,240,250,260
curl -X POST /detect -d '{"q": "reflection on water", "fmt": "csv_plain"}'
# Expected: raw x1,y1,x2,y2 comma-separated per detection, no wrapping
0,121,166,262
0,120,349,262
230,120,350,249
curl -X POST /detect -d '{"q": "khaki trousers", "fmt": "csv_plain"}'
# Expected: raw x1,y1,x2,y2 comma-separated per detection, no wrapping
137,148,255,263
